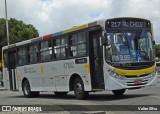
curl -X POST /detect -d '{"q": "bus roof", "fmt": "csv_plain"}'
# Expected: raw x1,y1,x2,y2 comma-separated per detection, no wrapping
2,17,150,50
2,20,102,50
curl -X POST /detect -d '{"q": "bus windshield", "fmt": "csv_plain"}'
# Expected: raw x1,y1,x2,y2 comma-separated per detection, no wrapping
105,30,154,63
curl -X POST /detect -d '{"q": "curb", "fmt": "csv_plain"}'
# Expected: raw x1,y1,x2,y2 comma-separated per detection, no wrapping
83,111,106,114
83,111,117,114
0,88,4,91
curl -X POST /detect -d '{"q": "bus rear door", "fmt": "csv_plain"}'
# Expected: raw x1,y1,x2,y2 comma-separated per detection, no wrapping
7,50,18,90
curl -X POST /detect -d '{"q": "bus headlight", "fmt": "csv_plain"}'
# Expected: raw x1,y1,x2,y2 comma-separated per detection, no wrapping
150,70,157,77
108,70,124,79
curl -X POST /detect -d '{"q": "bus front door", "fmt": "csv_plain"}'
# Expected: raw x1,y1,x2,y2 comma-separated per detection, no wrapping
8,50,18,90
89,30,104,90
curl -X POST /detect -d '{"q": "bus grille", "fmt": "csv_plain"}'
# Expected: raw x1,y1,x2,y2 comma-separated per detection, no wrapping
126,79,148,86
124,74,149,78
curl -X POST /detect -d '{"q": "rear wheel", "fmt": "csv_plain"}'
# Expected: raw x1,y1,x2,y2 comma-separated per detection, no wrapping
74,78,89,100
112,89,126,96
54,92,68,96
22,80,39,98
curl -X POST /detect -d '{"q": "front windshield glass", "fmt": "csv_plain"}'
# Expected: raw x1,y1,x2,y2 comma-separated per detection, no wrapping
105,31,154,63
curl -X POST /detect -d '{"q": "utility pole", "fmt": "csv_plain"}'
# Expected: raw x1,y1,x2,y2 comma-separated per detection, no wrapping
5,0,9,45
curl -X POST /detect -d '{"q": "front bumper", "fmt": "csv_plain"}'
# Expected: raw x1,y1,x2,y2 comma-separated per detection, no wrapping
105,72,158,90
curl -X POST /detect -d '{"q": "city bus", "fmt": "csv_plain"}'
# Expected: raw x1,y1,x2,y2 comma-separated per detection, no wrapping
2,17,158,99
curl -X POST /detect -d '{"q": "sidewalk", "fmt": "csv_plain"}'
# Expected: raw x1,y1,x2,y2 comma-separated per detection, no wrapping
0,85,4,90
0,87,4,90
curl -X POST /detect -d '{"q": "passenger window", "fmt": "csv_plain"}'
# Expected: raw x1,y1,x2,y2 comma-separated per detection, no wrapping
53,36,67,59
69,32,86,57
54,38,61,59
18,46,27,65
40,40,52,61
61,37,67,58
77,32,86,56
29,44,39,63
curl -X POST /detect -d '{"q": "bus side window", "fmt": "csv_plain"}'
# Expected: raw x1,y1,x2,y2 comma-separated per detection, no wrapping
52,39,56,59
69,35,73,57
40,40,52,62
54,38,61,59
53,37,67,59
17,46,27,66
69,34,77,57
29,44,39,64
68,32,86,57
77,32,86,56
61,37,67,58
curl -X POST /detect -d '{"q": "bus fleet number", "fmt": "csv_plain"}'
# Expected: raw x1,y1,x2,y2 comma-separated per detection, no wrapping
64,62,74,69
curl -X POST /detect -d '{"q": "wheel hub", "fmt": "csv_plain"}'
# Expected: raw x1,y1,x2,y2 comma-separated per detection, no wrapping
75,83,82,95
24,84,29,95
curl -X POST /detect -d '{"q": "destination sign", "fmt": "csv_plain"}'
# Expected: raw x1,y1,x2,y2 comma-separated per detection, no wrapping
111,21,144,28
106,18,151,29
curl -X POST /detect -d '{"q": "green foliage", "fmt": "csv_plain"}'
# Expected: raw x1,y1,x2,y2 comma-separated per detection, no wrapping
0,18,39,59
0,18,39,47
154,44,160,59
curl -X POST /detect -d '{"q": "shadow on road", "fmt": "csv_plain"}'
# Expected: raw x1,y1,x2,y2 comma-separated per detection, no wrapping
85,94,152,101
9,93,152,101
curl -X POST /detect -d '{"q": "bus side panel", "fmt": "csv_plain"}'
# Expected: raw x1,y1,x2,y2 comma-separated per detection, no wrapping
17,65,44,92
42,61,64,92
3,68,10,89
54,60,69,91
64,57,92,91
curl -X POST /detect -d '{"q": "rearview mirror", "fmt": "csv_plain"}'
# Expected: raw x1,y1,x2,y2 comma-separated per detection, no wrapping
101,33,110,46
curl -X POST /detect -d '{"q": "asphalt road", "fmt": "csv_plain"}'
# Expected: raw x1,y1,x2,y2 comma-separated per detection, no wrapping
0,80,160,114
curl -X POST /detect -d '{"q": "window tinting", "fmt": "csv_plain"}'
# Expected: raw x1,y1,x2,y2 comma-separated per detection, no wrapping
40,40,52,61
29,44,39,63
69,32,86,57
53,37,67,59
18,46,27,65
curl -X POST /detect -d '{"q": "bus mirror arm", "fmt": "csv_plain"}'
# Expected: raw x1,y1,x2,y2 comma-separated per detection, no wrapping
101,33,109,46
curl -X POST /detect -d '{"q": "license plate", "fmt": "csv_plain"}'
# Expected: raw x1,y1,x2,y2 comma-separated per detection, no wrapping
134,80,142,85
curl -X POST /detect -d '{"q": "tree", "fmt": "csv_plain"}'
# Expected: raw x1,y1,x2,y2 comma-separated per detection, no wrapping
0,18,39,59
0,18,39,47
154,44,160,60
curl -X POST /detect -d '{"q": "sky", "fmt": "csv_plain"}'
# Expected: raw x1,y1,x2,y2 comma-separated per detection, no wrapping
0,0,160,43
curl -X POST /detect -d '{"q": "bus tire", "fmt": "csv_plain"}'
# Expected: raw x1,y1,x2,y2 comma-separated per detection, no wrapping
54,92,68,96
112,89,126,96
22,80,39,98
74,77,89,100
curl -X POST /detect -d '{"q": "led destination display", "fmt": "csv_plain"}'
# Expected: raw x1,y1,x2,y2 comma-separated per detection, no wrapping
106,18,151,29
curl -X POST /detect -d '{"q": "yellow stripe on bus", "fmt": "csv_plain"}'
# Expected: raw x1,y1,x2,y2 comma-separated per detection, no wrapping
40,65,44,75
84,64,90,74
114,65,156,76
73,24,87,31
1,50,4,68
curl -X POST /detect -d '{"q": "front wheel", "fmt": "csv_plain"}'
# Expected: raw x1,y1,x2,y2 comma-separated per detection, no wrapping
22,80,39,98
74,78,89,100
112,89,126,96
